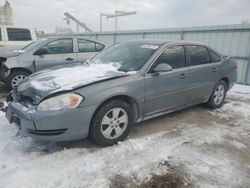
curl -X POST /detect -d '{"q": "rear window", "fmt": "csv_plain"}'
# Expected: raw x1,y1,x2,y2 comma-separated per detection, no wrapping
186,45,211,66
7,28,32,41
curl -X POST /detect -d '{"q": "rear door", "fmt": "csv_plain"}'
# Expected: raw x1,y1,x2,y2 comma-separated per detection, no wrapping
184,45,220,105
76,39,105,61
144,45,190,116
34,38,77,71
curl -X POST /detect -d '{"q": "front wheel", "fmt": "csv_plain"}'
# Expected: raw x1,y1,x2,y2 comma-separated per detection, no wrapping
6,71,30,90
90,100,133,146
207,80,227,109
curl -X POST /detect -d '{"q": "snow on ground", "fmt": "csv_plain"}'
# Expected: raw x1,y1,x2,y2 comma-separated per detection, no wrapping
0,84,249,188
228,84,250,100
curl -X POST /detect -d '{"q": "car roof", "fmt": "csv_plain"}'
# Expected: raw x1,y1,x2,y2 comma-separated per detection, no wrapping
41,35,105,44
125,39,204,46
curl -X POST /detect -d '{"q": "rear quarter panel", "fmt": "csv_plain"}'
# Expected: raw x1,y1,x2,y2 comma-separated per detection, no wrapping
220,58,237,90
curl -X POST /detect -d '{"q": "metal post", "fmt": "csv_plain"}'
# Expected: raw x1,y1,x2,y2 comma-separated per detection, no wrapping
244,52,250,85
100,14,102,32
181,30,185,40
115,11,118,31
142,32,145,39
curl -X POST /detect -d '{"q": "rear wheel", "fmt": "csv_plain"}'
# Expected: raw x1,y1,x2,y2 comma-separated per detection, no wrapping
207,80,227,108
6,71,30,90
90,100,132,146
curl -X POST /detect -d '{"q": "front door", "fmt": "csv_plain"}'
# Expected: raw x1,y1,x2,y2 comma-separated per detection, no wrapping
144,45,190,116
34,38,77,71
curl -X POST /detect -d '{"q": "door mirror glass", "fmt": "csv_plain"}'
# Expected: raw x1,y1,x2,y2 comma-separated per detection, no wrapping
153,63,173,73
35,48,48,56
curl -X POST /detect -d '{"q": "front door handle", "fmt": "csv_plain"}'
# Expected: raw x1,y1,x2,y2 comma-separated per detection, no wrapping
179,73,188,79
65,57,74,61
212,67,218,72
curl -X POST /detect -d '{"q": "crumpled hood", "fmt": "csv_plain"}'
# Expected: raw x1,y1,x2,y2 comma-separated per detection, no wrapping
16,63,128,104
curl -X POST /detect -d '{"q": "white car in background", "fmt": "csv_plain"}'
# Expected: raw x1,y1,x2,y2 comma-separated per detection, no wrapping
0,25,37,52
0,36,105,89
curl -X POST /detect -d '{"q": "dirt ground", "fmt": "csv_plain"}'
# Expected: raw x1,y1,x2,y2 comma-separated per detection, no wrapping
0,82,249,188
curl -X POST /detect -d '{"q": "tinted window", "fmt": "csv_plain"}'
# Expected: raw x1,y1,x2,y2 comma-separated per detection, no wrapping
186,45,210,66
151,45,186,71
78,39,96,52
41,39,73,54
209,49,221,62
7,28,32,41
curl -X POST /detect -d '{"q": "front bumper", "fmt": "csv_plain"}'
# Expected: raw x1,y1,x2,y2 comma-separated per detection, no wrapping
6,101,96,141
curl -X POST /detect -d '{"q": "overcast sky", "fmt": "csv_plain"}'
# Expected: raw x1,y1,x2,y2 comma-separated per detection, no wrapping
2,0,250,33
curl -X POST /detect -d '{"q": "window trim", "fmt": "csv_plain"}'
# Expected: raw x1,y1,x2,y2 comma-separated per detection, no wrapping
185,45,212,67
34,38,74,55
146,45,187,75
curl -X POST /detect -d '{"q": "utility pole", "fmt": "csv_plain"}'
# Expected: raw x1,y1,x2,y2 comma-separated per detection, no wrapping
100,10,136,32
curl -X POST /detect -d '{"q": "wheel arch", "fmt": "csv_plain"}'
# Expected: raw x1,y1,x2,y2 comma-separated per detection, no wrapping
9,67,32,75
220,77,229,91
89,95,141,131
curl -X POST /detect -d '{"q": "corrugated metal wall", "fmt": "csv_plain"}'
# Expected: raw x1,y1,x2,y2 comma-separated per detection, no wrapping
41,24,250,84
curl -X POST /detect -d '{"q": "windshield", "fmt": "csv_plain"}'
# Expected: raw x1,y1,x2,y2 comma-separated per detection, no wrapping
90,42,159,72
22,38,49,52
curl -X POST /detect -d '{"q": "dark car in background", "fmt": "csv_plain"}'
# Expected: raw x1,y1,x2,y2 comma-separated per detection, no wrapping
0,36,105,89
6,40,237,146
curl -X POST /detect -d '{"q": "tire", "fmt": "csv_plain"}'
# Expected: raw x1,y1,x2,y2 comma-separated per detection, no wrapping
90,100,133,146
207,80,227,109
6,71,30,90
6,93,13,103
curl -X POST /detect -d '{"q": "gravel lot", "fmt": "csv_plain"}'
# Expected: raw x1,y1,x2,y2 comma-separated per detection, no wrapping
0,84,249,188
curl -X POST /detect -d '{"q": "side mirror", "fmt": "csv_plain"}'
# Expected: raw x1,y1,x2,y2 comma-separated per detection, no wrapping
34,48,48,56
153,63,173,73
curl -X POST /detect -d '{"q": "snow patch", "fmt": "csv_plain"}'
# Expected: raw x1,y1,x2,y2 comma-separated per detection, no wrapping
27,63,124,92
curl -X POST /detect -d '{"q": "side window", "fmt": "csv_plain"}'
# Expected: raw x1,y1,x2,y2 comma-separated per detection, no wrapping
150,45,186,72
7,28,32,41
96,43,105,52
40,39,73,54
209,49,221,62
186,45,211,66
78,39,96,52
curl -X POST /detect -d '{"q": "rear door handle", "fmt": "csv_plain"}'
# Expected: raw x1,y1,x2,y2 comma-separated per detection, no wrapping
65,57,74,61
212,67,218,72
179,73,188,79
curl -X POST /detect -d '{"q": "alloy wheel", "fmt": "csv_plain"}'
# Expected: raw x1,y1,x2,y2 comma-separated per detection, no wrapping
11,75,27,88
213,84,225,105
101,108,128,139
